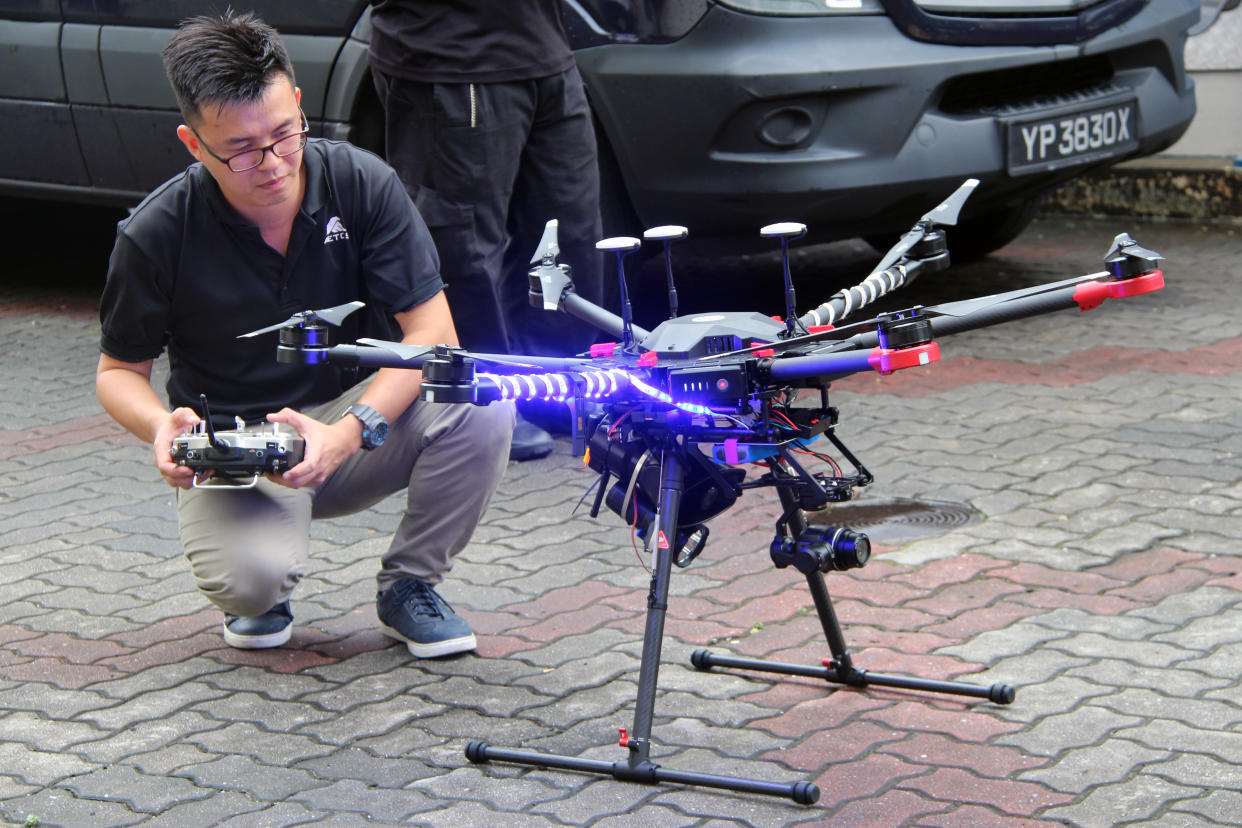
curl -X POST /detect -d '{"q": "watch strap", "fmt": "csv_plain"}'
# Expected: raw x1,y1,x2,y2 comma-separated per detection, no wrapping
343,403,387,450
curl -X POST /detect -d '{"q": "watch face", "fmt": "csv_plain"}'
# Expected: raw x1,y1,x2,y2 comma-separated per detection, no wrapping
349,405,387,449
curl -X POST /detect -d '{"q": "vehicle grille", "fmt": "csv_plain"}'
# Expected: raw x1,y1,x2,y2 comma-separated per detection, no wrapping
913,0,1108,15
888,0,1146,45
939,55,1116,114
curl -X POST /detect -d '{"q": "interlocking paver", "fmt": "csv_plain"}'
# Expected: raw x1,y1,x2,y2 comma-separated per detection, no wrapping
4,213,1242,824
1039,776,1199,828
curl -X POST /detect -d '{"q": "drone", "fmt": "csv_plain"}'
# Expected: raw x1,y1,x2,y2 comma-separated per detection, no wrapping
243,180,1165,805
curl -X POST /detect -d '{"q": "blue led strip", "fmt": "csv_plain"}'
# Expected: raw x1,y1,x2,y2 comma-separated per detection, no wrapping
478,369,629,402
477,367,728,416
626,374,719,416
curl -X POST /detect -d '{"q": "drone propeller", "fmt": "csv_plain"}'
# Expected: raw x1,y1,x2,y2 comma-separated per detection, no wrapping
238,300,365,338
1104,232,1164,277
867,178,979,278
1105,232,1161,264
355,339,438,362
530,218,560,264
529,219,575,311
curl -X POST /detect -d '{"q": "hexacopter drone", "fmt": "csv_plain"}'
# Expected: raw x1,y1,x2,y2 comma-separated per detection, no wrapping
239,179,1164,804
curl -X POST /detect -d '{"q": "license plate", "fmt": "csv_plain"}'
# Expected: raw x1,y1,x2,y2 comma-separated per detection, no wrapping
1006,100,1138,174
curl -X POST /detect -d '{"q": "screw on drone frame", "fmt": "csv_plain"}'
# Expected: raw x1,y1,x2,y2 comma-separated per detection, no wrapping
643,225,688,320
761,222,809,338
596,236,642,352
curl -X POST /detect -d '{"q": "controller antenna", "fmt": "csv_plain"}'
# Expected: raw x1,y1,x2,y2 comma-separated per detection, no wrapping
643,225,688,320
197,394,229,451
596,236,642,352
761,222,808,338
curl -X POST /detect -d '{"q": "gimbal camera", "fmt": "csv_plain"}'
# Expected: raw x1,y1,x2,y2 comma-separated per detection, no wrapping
243,181,1165,804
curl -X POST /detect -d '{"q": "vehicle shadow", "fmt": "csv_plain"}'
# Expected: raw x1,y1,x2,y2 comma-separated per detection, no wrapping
0,197,127,311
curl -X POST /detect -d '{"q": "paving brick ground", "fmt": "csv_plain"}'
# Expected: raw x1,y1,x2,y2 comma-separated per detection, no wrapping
0,211,1239,826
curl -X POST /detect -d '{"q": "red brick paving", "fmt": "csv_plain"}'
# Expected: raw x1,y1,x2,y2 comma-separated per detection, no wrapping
808,752,928,801
0,414,129,460
880,732,1043,777
866,701,1024,742
828,788,951,827
898,767,1074,816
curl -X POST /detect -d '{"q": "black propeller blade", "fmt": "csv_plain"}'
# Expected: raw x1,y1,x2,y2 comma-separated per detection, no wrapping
1105,232,1164,271
354,339,437,362
238,300,365,338
867,178,979,278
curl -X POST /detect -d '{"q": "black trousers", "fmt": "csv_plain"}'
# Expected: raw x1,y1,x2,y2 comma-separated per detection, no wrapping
372,65,608,357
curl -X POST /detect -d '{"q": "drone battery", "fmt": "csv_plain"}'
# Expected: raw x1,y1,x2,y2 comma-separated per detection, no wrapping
668,365,749,407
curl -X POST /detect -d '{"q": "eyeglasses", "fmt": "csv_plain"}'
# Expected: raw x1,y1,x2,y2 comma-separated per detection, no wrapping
191,112,309,173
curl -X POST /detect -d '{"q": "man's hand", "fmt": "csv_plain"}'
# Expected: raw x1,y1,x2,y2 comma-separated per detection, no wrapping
266,407,362,489
154,407,202,489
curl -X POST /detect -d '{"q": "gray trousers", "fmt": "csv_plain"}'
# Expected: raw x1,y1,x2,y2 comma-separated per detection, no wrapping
177,381,514,617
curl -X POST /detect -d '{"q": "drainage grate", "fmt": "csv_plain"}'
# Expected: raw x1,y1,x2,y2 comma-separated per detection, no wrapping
806,499,980,544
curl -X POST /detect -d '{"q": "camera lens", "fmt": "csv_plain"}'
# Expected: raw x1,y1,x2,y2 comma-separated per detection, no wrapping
828,528,870,570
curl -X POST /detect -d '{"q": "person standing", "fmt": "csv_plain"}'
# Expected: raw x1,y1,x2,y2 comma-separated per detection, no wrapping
368,0,608,460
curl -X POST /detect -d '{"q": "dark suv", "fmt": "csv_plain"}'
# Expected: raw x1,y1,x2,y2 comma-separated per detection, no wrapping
0,0,1200,257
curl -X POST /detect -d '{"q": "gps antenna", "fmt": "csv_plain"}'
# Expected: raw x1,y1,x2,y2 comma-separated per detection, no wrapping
761,222,808,338
643,225,688,320
596,236,642,351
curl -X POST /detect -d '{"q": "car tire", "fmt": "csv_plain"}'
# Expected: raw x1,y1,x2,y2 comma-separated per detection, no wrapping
865,196,1041,266
944,197,1042,262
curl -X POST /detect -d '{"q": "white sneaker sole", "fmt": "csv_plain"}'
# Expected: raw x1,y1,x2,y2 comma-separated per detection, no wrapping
222,622,293,649
380,623,477,658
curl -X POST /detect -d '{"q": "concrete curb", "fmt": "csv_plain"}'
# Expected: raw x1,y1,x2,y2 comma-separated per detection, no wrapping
1042,156,1242,222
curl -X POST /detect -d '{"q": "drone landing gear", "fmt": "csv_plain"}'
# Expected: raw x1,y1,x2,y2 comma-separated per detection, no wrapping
465,454,1013,806
693,490,1016,706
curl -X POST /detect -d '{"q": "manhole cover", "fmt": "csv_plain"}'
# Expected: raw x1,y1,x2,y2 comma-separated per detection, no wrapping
806,498,980,544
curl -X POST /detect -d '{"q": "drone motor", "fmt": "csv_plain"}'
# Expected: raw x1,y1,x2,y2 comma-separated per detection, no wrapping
420,346,478,404
875,307,933,350
277,319,331,364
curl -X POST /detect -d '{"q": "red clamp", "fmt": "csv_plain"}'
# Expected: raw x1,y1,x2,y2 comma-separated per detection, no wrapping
867,342,940,375
590,342,617,357
618,727,629,747
754,347,775,358
637,351,658,367
807,324,835,334
1073,270,1165,311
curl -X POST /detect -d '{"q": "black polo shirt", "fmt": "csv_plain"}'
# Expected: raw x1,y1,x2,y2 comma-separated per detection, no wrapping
100,138,443,427
368,0,574,84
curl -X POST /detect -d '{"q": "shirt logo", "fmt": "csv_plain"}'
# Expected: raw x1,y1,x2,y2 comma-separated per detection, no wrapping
325,216,350,244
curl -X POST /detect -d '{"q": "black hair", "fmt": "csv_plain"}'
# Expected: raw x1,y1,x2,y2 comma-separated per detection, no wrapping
161,10,295,124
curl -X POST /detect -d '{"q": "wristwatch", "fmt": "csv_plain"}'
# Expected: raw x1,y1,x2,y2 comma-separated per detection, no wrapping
342,404,388,450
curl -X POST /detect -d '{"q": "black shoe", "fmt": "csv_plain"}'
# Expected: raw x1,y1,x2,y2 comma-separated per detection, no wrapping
377,579,477,658
509,415,554,462
222,601,293,649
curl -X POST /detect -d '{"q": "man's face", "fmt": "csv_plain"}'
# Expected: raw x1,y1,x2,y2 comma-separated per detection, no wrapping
177,78,305,216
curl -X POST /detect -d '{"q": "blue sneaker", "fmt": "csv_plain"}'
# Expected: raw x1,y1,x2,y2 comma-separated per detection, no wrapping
377,579,477,658
222,601,292,649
